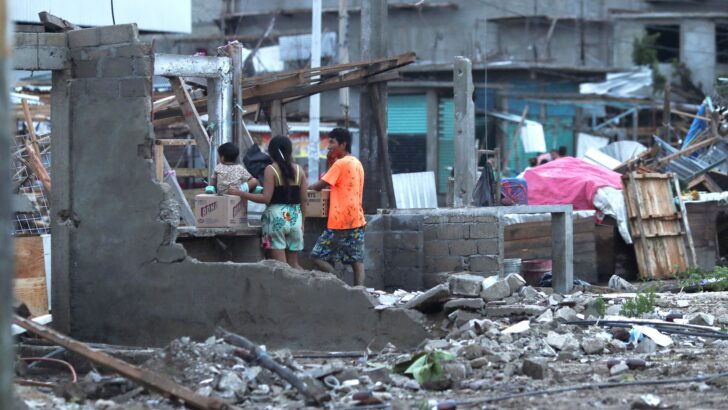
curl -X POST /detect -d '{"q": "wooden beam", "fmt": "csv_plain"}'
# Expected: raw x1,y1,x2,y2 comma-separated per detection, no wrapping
173,168,207,178
369,85,395,208
168,77,211,164
154,145,164,182
20,99,51,193
13,316,236,410
266,99,288,137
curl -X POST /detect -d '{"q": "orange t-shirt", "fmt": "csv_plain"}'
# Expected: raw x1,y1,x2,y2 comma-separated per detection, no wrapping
322,155,366,230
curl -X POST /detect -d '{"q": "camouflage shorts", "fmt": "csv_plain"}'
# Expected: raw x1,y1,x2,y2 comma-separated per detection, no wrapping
310,227,365,265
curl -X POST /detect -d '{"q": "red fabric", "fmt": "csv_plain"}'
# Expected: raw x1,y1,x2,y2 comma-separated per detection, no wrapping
522,157,623,210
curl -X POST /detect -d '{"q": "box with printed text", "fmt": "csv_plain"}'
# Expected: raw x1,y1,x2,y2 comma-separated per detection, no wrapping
305,190,330,218
194,194,247,228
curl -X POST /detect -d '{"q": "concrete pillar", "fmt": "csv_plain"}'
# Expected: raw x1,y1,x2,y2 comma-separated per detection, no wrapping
551,211,574,294
681,20,716,94
0,1,13,404
453,57,476,208
426,89,439,175
360,0,388,213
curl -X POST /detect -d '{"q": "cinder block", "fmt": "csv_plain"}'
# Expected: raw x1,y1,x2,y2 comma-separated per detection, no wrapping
101,57,135,77
438,223,469,240
448,240,478,257
98,24,138,45
132,57,153,77
83,78,120,98
38,33,68,47
84,46,115,61
72,59,99,78
386,251,422,267
68,28,101,48
115,43,151,58
469,223,498,239
423,214,447,224
425,255,462,273
15,33,39,47
389,215,423,231
447,215,474,223
468,255,500,273
423,240,450,257
388,232,422,251
423,224,439,240
476,215,497,223
476,239,498,255
120,78,151,97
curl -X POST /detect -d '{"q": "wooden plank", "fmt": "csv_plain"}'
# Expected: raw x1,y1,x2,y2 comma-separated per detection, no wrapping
21,99,51,193
174,168,207,178
13,316,236,410
168,77,210,164
14,278,48,317
674,174,697,267
626,171,654,279
156,139,197,146
13,236,45,280
154,145,164,182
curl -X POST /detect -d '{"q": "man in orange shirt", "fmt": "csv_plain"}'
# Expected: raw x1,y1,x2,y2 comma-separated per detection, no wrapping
309,128,367,286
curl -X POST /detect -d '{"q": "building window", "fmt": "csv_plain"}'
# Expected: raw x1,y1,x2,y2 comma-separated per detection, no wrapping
717,24,728,64
646,24,680,63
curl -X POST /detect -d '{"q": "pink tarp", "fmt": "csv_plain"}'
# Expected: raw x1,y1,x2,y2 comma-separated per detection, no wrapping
522,157,623,210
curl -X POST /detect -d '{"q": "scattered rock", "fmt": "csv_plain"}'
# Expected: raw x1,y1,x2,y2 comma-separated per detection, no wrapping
688,312,716,327
581,337,605,355
217,371,246,397
483,305,547,317
522,358,549,379
554,306,578,322
448,309,483,327
505,273,526,294
610,362,629,375
520,286,541,302
546,331,568,350
444,298,485,313
608,339,627,352
536,309,554,323
548,294,563,306
608,275,636,292
480,277,512,302
448,273,485,297
404,283,451,313
457,344,487,360
470,357,489,368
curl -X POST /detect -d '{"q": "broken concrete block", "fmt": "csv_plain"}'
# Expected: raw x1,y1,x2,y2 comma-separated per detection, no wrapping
217,371,246,396
554,306,578,322
522,358,549,379
448,309,483,328
483,304,547,317
536,309,554,323
608,275,636,292
608,339,627,353
688,312,716,327
470,357,488,368
480,277,511,302
458,344,487,360
581,337,605,355
448,273,485,297
635,338,657,354
610,362,629,375
444,298,485,312
519,285,541,302
404,283,450,313
546,331,568,350
606,305,622,316
505,273,526,294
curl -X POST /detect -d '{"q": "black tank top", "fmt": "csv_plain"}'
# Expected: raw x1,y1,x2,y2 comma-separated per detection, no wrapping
269,164,301,205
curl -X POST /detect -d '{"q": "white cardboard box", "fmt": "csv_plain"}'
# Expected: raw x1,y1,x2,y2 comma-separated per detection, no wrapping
194,194,247,228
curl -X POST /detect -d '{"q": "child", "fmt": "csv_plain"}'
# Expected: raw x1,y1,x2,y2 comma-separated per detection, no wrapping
208,142,258,194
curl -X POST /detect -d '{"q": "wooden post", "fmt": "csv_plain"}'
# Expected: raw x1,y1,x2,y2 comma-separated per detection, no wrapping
154,145,165,182
267,99,288,137
359,0,388,213
453,56,476,207
229,43,253,155
370,85,396,208
21,99,51,193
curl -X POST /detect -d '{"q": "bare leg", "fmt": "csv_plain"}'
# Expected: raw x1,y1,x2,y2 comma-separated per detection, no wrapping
352,262,365,286
269,249,287,264
312,258,336,274
285,251,303,270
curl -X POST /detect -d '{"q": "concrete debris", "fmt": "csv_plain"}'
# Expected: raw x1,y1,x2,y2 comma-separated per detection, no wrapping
608,274,636,292
581,337,606,355
403,283,451,312
554,306,578,322
522,358,549,379
610,361,630,375
480,277,512,302
688,312,716,326
536,309,554,323
635,337,658,354
443,298,485,312
505,273,527,294
448,273,485,297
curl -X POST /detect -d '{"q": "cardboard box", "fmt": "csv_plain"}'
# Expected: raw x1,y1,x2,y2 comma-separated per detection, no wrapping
194,194,247,228
305,190,330,218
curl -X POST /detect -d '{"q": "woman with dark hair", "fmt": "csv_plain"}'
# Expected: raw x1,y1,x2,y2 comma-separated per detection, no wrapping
230,135,308,269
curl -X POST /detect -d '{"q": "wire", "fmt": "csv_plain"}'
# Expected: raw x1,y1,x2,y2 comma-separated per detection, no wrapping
19,357,78,383
110,0,116,25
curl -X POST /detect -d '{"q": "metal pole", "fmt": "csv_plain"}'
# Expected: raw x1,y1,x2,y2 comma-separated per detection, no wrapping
308,0,322,182
0,0,15,406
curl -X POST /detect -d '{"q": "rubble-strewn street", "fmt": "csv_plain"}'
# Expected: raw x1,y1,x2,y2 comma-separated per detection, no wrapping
14,274,728,409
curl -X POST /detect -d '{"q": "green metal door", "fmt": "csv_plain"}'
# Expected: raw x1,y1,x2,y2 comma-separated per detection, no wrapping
387,94,427,134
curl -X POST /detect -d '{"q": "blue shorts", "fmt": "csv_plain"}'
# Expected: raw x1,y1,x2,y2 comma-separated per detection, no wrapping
310,227,365,265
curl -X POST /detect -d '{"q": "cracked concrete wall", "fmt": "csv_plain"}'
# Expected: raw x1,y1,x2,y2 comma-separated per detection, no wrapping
51,24,429,350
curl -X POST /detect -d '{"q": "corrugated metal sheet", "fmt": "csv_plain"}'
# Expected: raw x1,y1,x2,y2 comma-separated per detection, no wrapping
437,98,454,193
654,136,728,182
392,172,438,209
387,94,427,135
11,0,191,33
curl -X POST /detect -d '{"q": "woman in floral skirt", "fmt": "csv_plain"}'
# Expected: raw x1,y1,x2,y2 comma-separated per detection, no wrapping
229,136,308,269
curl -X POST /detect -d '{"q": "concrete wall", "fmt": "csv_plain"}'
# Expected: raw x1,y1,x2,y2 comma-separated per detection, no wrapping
365,209,502,291
48,24,429,350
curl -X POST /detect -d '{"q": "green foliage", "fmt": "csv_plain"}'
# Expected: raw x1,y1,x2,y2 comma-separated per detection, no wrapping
399,350,456,385
677,266,728,291
595,296,607,317
632,32,660,65
620,287,657,317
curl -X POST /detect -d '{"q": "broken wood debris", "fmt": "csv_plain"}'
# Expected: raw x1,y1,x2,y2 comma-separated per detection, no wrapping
14,315,238,410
